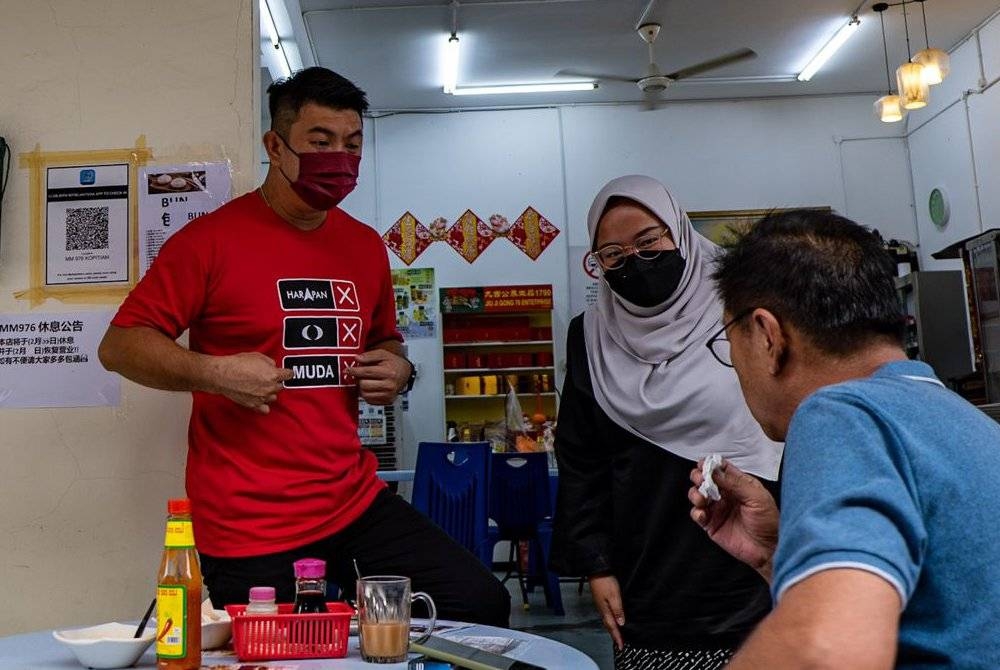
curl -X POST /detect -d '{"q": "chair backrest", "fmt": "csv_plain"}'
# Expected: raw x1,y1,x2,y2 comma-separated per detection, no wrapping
411,441,491,561
489,452,552,536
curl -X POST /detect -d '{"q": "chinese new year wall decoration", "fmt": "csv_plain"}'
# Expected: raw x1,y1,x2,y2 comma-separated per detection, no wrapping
383,207,560,265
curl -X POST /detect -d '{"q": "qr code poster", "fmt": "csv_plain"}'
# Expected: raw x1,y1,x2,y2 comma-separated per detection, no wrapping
45,164,129,285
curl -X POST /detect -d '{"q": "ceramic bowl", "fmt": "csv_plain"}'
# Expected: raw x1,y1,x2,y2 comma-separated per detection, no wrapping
53,622,154,669
200,602,232,650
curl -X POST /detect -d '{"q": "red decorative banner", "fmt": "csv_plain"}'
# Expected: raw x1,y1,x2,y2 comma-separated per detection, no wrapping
446,209,494,263
382,208,561,264
440,284,554,313
383,211,432,265
508,207,560,260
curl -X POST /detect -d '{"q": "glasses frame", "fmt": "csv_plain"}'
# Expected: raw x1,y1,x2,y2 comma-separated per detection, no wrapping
592,229,672,271
705,308,754,368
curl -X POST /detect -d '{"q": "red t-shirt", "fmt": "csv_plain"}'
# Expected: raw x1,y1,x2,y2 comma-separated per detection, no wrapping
112,192,399,556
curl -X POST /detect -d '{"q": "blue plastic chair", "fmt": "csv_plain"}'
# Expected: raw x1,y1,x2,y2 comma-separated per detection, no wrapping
411,441,493,566
488,452,564,615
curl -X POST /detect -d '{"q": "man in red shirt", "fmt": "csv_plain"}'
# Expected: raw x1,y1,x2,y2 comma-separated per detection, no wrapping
99,67,509,625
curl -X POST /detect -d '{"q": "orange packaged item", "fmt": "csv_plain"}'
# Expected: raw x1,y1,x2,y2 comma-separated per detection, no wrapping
456,376,482,395
157,498,202,670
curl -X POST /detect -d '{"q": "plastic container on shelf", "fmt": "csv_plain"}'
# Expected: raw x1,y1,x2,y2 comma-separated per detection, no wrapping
443,352,466,369
534,351,554,367
225,602,354,661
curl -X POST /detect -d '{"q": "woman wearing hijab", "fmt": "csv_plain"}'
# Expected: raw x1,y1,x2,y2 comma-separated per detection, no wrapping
550,175,782,670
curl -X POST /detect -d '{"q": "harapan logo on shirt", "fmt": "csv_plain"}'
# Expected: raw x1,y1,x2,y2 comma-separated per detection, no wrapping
278,279,336,310
283,354,357,388
283,316,363,350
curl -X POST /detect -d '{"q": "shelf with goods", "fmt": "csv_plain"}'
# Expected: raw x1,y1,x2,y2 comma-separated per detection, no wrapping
440,284,558,447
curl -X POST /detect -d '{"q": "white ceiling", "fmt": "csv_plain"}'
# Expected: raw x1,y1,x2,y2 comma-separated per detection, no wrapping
266,0,1000,110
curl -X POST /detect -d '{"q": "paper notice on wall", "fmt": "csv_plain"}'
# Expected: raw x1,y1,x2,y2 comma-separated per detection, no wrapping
391,268,436,338
0,311,120,408
569,245,600,317
45,164,130,285
139,162,232,277
358,400,387,445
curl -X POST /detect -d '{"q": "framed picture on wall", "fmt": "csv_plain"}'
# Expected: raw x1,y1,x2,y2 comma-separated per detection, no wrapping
688,207,832,247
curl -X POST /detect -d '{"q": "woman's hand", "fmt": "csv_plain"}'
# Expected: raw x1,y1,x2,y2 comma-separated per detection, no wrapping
589,573,625,650
688,459,779,582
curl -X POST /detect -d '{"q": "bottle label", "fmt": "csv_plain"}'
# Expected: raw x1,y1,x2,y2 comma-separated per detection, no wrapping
156,584,188,659
164,520,195,548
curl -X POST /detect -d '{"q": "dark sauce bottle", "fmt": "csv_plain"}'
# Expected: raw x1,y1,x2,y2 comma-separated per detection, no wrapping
292,558,329,614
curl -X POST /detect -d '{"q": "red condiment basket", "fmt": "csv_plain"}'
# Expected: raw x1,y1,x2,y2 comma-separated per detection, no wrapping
225,601,354,661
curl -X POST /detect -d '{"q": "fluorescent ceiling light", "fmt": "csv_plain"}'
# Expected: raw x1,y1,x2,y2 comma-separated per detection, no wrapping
259,0,291,79
443,35,460,94
260,0,281,49
451,82,597,96
797,16,861,82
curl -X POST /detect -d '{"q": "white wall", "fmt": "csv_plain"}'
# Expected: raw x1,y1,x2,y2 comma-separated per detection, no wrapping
0,1,256,635
907,11,1000,271
560,99,914,247
352,96,918,454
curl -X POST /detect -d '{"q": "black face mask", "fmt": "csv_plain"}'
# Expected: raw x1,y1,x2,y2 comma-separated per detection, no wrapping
604,250,686,308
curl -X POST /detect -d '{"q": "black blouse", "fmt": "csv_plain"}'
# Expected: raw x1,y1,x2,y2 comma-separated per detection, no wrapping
550,315,777,651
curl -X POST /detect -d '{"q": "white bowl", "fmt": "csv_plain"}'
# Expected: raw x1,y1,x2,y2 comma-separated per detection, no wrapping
200,610,232,650
53,622,154,669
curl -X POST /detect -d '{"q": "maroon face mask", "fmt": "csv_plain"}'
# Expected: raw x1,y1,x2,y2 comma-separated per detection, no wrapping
276,134,361,210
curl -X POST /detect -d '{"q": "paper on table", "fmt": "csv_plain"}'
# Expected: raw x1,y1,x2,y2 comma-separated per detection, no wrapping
441,636,521,655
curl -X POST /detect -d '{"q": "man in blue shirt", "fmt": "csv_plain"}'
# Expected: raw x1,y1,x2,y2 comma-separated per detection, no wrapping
690,209,1000,668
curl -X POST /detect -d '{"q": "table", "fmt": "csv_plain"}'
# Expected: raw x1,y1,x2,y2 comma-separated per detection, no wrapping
376,469,559,482
0,620,597,669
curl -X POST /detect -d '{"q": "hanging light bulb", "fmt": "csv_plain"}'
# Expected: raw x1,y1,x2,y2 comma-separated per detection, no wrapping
896,0,929,109
897,62,929,109
912,0,949,85
872,4,904,123
912,48,949,85
874,94,906,122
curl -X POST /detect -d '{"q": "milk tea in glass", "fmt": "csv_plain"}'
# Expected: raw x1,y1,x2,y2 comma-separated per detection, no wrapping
357,576,436,663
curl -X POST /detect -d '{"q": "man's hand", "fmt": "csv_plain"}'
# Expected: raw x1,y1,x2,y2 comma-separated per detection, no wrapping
688,459,780,582
350,348,412,405
589,574,625,651
209,352,293,414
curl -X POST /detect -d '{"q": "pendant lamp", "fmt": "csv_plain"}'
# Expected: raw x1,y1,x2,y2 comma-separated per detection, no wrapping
896,0,928,109
873,3,905,122
911,0,949,85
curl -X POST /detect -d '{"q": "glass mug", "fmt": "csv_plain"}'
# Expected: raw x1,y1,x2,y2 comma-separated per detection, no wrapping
357,576,436,663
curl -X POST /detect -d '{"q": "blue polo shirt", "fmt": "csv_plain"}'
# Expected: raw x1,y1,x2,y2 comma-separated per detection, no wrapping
773,360,1000,668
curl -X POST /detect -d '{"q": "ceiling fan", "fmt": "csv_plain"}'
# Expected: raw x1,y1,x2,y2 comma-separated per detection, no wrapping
557,23,757,108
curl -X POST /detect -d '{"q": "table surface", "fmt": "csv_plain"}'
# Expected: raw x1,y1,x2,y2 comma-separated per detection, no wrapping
376,469,559,482
0,620,597,670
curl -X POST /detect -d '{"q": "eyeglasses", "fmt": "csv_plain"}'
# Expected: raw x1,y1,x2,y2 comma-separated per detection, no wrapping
705,309,754,367
592,229,671,270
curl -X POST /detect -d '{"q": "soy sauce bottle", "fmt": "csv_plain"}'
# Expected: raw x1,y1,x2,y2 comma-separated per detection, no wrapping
292,558,328,613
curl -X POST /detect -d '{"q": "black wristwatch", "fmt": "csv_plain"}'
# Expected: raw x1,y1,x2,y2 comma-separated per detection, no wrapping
400,358,417,394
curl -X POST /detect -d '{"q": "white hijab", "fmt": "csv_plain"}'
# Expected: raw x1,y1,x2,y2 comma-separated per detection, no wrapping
582,175,782,480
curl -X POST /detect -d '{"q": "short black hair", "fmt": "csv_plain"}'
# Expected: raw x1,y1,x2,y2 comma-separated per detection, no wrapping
267,67,369,135
712,209,903,355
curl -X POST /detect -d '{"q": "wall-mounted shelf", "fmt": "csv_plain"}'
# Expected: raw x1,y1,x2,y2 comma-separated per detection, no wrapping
440,284,557,440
